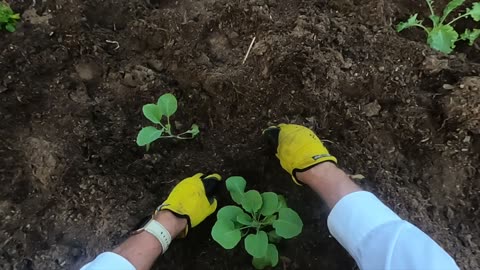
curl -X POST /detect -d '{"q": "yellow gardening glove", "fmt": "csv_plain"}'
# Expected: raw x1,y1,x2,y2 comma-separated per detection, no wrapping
160,173,222,236
263,124,337,185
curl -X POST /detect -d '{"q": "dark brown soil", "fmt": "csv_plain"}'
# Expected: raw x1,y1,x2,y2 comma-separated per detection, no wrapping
1,0,479,269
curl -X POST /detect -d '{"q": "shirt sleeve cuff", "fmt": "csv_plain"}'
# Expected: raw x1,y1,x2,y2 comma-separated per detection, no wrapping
327,191,401,258
80,252,136,270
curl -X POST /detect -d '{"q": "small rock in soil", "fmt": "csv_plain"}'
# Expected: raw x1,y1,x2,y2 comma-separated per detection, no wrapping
75,63,102,81
364,100,381,117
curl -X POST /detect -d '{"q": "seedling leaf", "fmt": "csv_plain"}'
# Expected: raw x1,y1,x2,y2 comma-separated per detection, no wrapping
237,212,253,225
441,0,465,23
211,219,242,249
427,24,458,53
157,93,177,117
217,206,243,222
469,3,480,21
5,23,14,32
460,28,480,45
0,2,19,32
241,190,263,213
185,124,200,137
252,244,279,270
142,104,163,124
226,176,247,204
396,14,423,32
272,208,303,239
244,231,268,258
136,126,164,146
259,192,279,216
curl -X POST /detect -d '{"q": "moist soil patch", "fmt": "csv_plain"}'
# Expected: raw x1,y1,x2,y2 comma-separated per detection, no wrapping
1,0,479,269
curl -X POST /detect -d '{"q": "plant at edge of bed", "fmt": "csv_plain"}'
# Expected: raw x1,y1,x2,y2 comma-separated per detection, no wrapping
211,176,303,269
396,0,480,54
0,1,20,32
136,93,199,150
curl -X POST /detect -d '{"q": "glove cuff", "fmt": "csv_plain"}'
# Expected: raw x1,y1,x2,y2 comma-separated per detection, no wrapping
292,156,337,185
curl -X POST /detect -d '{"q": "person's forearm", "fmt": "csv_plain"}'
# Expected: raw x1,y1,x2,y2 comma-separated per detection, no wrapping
296,162,362,208
113,211,187,270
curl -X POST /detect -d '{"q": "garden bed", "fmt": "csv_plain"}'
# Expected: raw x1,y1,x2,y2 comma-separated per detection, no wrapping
1,0,479,269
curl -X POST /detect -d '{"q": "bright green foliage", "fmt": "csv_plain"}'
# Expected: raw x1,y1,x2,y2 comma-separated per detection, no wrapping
252,244,279,269
211,219,242,249
0,2,20,32
211,176,303,269
245,231,268,258
397,0,480,53
460,28,480,45
136,93,199,149
272,208,304,239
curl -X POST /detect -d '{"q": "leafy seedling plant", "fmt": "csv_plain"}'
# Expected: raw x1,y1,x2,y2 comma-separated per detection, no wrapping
211,176,303,269
0,1,20,32
136,93,199,149
397,0,480,53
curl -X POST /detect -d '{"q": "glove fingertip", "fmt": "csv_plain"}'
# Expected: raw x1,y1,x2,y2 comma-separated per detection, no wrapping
204,173,222,181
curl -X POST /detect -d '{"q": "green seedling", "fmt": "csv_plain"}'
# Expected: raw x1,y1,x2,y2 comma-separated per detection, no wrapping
211,176,303,269
0,1,20,32
136,93,199,149
397,0,480,53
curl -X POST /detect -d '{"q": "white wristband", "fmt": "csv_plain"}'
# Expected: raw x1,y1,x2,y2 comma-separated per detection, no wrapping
144,219,172,253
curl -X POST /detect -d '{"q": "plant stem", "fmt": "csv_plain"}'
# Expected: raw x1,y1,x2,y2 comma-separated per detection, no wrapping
413,24,430,33
167,116,171,133
447,13,470,26
426,0,435,17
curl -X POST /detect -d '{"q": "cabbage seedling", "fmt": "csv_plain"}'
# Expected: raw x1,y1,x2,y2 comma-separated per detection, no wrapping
211,176,303,269
136,93,199,149
397,0,480,53
0,2,20,32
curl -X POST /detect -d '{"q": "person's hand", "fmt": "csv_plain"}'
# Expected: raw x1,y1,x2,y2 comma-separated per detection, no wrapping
160,173,222,236
263,124,337,185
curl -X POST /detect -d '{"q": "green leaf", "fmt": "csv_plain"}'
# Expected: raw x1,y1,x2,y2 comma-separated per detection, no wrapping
461,28,480,45
468,3,480,21
429,14,440,26
277,195,287,210
441,0,465,23
5,23,15,32
241,190,263,214
217,206,243,222
184,124,200,137
226,176,247,204
244,231,268,258
10,13,20,20
211,219,242,249
237,212,253,225
259,192,279,216
272,208,303,239
427,25,459,53
157,93,177,117
252,244,279,269
396,14,423,32
142,104,163,124
136,126,164,146
267,230,282,243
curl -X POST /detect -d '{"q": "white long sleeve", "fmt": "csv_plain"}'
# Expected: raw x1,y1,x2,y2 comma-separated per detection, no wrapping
80,252,135,270
328,191,459,270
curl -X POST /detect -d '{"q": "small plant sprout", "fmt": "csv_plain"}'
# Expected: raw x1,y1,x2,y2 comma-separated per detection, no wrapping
211,176,303,269
136,93,200,149
397,0,480,53
0,1,20,32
